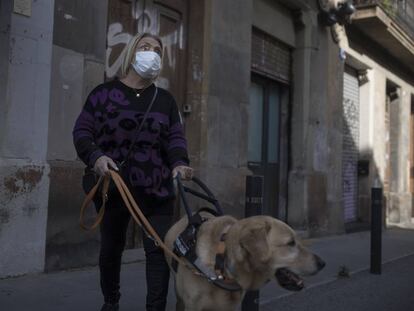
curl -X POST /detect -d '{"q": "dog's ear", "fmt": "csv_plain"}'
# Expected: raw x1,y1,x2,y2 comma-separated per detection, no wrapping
239,223,271,264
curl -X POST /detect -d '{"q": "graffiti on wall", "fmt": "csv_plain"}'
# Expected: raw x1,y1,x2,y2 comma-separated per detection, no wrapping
105,3,181,91
106,23,133,78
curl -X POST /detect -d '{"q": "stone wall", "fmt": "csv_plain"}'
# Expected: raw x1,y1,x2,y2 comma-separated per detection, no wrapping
44,0,108,271
0,0,55,278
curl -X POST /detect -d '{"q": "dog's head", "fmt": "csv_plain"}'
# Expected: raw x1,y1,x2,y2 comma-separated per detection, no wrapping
232,216,325,291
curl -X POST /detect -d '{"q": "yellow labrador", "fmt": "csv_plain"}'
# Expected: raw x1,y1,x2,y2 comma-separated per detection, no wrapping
164,213,325,311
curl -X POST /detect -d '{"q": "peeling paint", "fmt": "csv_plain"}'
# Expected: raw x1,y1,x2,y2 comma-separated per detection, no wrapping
3,166,44,197
4,176,19,194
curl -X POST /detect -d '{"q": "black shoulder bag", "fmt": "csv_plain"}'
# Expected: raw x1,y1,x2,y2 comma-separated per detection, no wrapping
82,87,158,197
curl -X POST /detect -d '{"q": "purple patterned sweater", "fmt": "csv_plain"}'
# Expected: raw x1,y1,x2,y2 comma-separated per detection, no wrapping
72,80,189,202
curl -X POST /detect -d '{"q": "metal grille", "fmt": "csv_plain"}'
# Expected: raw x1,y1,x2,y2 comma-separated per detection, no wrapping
251,29,291,84
343,70,360,223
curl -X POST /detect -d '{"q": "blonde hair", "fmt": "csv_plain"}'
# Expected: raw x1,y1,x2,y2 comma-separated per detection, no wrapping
120,33,163,78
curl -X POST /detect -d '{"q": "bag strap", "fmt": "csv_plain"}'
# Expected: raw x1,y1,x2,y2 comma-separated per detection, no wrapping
121,86,158,166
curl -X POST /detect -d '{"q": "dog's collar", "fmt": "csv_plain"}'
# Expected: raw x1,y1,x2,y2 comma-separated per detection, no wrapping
172,216,242,292
214,233,228,279
213,231,242,291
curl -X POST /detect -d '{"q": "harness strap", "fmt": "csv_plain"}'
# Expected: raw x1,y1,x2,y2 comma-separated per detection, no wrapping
79,172,241,291
211,232,242,291
214,234,227,279
79,171,195,272
174,220,243,292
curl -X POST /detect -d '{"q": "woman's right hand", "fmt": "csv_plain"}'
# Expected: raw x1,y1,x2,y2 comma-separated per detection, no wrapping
93,155,119,177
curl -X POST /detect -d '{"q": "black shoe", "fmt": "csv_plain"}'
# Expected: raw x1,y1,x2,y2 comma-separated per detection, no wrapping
100,303,119,311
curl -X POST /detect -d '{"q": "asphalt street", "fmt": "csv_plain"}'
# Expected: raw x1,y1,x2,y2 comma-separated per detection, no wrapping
0,260,176,311
1,228,414,311
260,255,414,311
2,255,414,311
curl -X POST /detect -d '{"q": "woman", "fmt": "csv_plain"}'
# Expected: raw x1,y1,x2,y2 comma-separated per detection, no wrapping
72,33,193,311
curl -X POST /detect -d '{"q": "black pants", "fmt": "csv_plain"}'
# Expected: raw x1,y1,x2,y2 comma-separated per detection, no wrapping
97,194,173,311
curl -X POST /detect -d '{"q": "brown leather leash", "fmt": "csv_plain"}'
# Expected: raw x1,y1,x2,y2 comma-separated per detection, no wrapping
79,171,242,288
79,170,193,270
79,175,108,231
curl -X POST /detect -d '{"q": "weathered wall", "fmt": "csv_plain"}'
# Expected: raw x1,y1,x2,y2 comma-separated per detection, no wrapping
308,23,344,236
324,32,345,235
45,0,108,271
0,162,50,277
357,69,376,223
288,6,344,237
0,0,54,278
288,10,315,232
346,36,414,226
191,0,345,236
192,0,253,219
253,0,295,47
387,84,412,224
0,1,12,134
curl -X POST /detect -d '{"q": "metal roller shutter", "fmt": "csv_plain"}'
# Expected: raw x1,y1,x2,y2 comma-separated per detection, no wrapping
343,69,360,223
251,28,291,84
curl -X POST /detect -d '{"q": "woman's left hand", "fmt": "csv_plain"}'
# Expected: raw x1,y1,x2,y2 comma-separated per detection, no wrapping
172,165,193,180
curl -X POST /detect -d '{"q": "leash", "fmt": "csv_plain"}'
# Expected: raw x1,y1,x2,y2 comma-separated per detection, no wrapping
79,170,193,270
79,171,242,290
175,173,224,219
79,175,108,231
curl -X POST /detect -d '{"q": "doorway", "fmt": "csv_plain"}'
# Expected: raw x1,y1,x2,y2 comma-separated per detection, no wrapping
248,74,288,218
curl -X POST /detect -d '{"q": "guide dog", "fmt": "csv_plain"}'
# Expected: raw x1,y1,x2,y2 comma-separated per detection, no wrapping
164,213,325,311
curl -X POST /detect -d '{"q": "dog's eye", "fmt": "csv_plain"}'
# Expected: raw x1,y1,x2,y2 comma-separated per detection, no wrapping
287,240,296,247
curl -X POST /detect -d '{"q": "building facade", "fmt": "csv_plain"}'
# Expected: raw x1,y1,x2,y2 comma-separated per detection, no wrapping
1,0,412,278
342,0,414,227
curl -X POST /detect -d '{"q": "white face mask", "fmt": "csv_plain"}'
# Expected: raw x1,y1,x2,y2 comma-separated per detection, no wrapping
132,51,162,80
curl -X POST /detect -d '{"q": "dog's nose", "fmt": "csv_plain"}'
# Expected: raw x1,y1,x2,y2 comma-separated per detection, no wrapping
315,255,326,270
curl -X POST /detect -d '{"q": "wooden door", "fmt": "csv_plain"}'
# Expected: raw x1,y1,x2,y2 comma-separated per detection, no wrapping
248,75,285,218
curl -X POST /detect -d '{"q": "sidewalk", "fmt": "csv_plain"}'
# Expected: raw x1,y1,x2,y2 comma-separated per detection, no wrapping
1,227,414,311
259,226,414,307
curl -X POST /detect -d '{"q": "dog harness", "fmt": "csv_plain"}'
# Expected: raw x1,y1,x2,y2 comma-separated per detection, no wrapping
172,210,242,292
173,175,242,292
